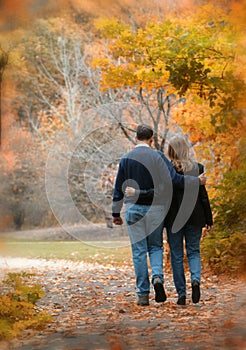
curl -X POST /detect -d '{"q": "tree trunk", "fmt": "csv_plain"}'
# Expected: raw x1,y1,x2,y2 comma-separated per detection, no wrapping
0,77,2,146
0,48,9,147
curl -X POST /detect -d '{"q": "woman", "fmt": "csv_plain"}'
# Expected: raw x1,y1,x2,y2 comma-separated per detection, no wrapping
125,135,213,305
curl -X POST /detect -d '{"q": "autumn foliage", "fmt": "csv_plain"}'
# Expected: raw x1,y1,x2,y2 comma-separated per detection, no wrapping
0,0,245,273
0,272,51,340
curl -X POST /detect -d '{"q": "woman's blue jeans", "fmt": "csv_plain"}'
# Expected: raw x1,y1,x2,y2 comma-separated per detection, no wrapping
167,224,202,297
125,204,165,297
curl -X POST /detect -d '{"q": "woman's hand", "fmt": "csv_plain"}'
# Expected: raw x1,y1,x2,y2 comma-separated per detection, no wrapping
125,186,136,197
202,225,213,239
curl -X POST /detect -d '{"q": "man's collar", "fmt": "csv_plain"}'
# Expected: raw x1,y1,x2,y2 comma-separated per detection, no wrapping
135,143,150,148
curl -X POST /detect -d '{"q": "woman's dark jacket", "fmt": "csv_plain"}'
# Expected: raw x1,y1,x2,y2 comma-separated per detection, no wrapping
136,162,213,228
164,162,213,228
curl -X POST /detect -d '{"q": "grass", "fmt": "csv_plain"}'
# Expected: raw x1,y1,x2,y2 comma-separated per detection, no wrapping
0,241,132,266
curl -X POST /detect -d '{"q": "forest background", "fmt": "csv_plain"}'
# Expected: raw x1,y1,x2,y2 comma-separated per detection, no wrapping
0,0,245,274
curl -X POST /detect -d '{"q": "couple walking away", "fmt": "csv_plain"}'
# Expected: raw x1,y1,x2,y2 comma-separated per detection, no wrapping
112,125,213,306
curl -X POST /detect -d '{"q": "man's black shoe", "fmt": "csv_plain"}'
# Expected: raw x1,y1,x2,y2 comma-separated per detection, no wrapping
192,280,200,303
153,277,166,302
177,295,186,305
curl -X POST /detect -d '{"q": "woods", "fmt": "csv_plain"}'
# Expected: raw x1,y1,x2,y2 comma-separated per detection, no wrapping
0,1,245,348
0,1,245,269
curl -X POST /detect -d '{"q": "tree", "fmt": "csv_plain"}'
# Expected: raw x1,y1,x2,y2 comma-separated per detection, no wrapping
91,4,246,273
93,5,244,146
0,46,9,146
12,20,136,228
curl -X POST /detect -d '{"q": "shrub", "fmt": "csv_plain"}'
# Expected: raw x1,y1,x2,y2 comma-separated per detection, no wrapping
202,153,246,274
0,272,51,340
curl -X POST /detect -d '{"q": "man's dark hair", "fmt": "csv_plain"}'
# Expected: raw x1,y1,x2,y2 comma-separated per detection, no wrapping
136,124,153,140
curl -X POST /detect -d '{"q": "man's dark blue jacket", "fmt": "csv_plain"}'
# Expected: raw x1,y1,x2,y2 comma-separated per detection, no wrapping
112,145,200,217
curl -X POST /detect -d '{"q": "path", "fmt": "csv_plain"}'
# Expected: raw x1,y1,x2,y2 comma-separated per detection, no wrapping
0,258,245,350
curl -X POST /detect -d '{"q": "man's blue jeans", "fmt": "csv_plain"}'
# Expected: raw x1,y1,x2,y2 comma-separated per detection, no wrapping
125,204,165,297
167,224,202,297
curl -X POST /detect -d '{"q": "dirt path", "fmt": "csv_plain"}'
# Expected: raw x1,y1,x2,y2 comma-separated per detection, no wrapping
0,258,245,350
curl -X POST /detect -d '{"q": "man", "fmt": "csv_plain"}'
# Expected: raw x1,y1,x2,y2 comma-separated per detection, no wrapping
112,125,206,306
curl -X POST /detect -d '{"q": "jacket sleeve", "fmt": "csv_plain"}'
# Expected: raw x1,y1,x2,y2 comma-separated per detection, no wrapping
135,153,200,201
198,164,213,226
112,160,125,217
135,188,154,201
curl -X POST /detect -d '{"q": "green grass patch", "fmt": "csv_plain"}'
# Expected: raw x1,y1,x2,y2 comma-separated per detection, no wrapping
0,241,132,266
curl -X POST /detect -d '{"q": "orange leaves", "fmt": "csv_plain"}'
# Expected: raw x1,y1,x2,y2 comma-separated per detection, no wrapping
0,258,245,348
172,98,215,143
0,0,31,17
38,110,65,138
183,337,195,343
230,0,246,32
111,342,123,350
223,319,235,329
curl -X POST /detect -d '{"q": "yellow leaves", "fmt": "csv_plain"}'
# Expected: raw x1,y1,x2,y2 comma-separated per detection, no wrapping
135,67,158,81
94,5,239,101
214,247,221,257
0,272,51,340
94,18,131,39
0,296,37,338
92,57,111,70
103,65,138,89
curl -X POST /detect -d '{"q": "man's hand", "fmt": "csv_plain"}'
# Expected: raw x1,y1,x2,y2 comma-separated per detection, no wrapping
113,217,123,225
199,172,207,185
125,186,136,197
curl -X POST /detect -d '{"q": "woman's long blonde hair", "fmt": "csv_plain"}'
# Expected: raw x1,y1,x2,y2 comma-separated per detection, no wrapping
167,135,194,172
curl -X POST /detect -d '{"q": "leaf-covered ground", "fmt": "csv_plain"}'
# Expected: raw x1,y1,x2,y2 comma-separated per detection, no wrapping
0,257,245,350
